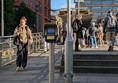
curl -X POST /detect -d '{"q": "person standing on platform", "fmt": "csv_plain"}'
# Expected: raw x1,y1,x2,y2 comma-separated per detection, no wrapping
72,14,83,51
104,11,118,51
89,22,98,48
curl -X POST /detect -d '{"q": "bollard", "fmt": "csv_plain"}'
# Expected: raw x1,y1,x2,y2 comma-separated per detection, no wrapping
44,41,48,52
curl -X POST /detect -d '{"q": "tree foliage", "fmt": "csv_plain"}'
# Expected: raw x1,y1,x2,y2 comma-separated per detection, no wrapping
4,0,16,35
16,3,36,32
0,1,36,36
0,0,15,35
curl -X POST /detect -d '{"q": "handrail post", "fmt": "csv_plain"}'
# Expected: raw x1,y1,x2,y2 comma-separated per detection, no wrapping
35,34,37,50
9,37,12,61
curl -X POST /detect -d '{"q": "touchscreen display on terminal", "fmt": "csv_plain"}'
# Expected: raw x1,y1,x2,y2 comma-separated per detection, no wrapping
47,28,55,34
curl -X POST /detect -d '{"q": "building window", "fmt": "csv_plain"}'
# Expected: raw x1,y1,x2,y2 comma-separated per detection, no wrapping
102,13,107,17
31,0,35,9
91,1,101,4
93,13,101,17
91,7,101,11
114,0,118,4
81,1,90,5
38,1,42,12
38,16,42,32
102,7,112,11
45,0,46,5
113,6,118,11
101,0,112,4
45,7,47,16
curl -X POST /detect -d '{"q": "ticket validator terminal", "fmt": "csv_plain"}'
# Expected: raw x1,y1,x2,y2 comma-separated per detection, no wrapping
44,23,58,43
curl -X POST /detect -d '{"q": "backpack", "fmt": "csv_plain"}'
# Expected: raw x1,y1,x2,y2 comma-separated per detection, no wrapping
106,16,117,28
72,20,78,32
13,26,29,46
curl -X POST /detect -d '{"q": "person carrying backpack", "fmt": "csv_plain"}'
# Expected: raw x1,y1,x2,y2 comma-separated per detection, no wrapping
14,16,33,71
104,11,118,51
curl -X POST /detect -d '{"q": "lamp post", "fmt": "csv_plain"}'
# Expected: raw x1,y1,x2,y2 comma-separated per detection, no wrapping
1,0,4,36
64,0,73,83
35,5,39,32
74,0,84,15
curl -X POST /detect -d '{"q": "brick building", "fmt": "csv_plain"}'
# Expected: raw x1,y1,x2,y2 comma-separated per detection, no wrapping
14,0,51,32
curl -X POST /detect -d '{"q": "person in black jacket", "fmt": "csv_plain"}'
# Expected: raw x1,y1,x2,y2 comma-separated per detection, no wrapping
72,14,83,51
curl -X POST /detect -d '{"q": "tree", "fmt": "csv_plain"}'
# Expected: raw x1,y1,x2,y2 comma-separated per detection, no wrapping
16,3,36,32
4,0,16,35
0,1,36,36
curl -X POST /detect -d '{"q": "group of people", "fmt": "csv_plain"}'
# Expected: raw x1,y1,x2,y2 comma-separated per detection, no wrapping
13,10,118,72
72,11,118,52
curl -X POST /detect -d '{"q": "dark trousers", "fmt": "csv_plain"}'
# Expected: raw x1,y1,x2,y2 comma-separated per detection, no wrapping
75,32,80,50
16,42,28,68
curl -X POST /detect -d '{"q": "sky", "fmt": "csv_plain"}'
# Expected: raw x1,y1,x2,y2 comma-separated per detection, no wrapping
51,0,75,9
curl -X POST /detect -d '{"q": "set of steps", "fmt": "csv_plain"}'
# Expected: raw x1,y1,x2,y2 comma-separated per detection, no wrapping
60,51,118,73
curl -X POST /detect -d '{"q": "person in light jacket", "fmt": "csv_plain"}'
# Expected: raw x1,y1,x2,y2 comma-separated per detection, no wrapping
14,16,33,71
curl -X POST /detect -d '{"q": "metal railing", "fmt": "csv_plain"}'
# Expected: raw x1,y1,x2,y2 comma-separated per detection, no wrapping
0,32,44,67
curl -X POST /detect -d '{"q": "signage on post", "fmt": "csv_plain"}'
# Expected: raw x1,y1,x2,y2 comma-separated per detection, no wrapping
43,23,58,43
43,23,57,83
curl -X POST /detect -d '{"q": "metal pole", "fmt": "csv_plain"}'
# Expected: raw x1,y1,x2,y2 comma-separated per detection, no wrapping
1,0,4,36
36,5,39,32
0,43,2,68
78,1,80,15
49,43,54,83
64,0,73,83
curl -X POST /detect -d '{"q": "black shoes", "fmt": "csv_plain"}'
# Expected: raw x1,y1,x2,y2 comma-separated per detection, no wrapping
108,46,114,52
75,49,81,51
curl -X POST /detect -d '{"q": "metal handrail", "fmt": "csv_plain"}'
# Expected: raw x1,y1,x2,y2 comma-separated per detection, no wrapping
0,32,44,67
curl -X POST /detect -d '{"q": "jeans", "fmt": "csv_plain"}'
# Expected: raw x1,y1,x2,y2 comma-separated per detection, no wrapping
16,42,28,68
90,36,98,47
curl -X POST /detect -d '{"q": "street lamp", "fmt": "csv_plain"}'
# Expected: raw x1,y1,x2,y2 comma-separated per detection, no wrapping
64,0,73,83
35,5,39,32
74,0,84,15
1,0,4,36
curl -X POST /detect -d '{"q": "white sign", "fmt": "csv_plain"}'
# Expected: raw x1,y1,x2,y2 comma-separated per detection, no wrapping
74,0,84,3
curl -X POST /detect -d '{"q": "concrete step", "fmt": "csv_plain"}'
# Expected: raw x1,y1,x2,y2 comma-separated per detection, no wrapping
72,52,118,60
60,66,118,73
61,59,118,66
60,51,118,73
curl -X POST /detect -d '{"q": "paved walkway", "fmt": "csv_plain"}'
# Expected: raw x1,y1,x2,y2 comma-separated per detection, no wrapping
0,45,118,83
